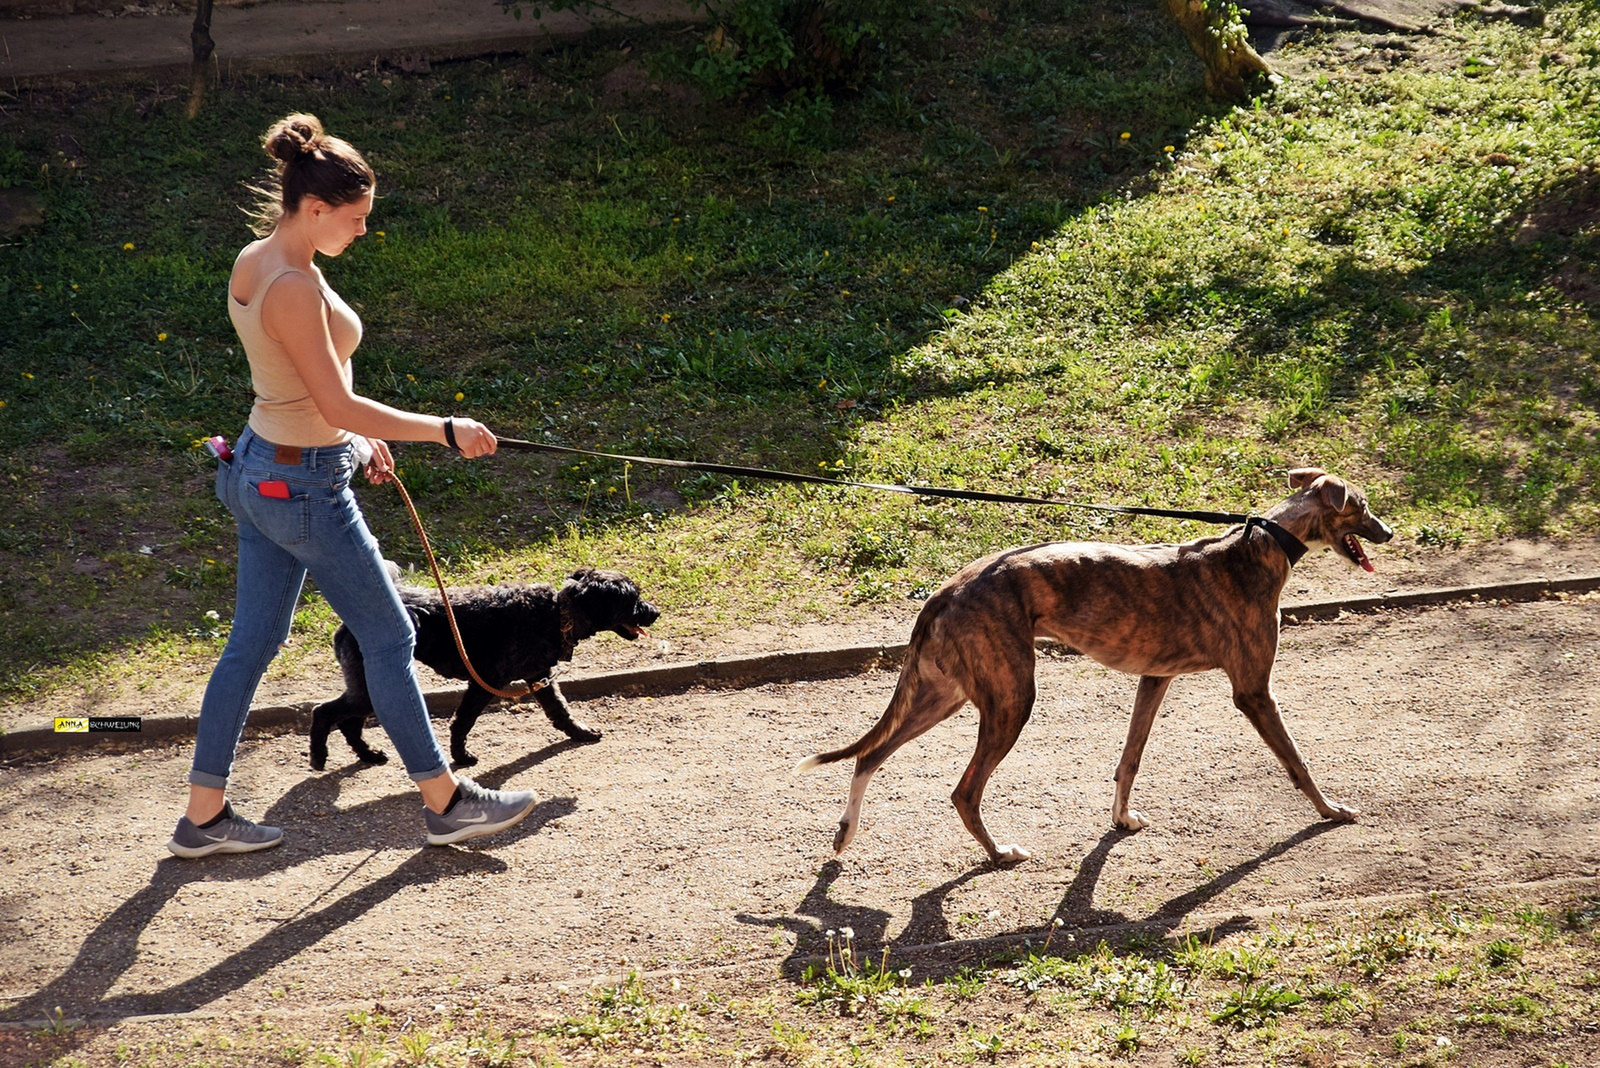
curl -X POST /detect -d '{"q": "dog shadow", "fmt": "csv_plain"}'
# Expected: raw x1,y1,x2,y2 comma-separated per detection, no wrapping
750,821,1343,982
1,770,575,1026
735,860,895,979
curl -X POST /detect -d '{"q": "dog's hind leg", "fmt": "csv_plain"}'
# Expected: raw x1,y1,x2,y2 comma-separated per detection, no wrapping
1111,675,1173,831
952,672,1037,866
1231,680,1358,823
834,669,967,856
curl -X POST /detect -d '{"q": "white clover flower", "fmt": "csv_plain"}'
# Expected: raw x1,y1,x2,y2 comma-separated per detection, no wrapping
840,926,854,941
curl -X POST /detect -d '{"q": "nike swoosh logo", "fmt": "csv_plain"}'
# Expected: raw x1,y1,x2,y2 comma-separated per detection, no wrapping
456,813,491,824
203,832,231,841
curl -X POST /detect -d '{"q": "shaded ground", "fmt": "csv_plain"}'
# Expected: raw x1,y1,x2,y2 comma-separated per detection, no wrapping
2,589,1597,1060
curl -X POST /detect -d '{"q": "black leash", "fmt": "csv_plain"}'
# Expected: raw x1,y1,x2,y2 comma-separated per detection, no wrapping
493,436,1310,563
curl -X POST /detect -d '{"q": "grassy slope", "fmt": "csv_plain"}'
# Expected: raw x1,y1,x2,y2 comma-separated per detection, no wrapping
0,2,1596,701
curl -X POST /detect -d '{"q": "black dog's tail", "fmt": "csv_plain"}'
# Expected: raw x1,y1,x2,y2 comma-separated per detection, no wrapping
793,597,943,773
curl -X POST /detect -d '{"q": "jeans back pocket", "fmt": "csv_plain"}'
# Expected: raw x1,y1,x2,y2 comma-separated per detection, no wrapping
241,479,312,546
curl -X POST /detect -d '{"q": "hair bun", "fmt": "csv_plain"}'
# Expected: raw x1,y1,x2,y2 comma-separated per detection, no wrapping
263,113,326,164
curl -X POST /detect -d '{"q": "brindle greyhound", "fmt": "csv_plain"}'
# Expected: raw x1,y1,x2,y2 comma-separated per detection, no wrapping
797,468,1394,865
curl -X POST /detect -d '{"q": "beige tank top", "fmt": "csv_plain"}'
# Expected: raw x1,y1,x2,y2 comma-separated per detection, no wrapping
228,256,362,447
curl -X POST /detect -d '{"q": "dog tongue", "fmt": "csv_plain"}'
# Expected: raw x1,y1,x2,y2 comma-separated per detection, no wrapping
1347,535,1375,572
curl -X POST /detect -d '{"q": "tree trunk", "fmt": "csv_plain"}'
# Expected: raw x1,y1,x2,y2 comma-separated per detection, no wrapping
186,0,216,120
1162,0,1273,100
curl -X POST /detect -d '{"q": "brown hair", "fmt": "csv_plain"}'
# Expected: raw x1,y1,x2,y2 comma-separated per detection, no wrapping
245,113,375,236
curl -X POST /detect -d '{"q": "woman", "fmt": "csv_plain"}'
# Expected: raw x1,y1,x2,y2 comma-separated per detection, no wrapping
168,113,534,857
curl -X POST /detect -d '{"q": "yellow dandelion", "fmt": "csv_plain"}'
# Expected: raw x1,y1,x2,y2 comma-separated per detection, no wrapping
1120,131,1131,140
841,289,851,297
454,391,465,403
661,313,671,322
823,250,830,257
375,231,386,237
123,242,135,251
818,378,827,388
978,206,988,213
158,333,167,341
22,372,33,380
1164,145,1176,153
72,283,79,290
407,373,416,381
886,195,895,203
0,400,6,409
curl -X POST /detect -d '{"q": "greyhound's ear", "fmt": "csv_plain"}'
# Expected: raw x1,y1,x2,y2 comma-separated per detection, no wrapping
1314,476,1350,512
1287,467,1326,491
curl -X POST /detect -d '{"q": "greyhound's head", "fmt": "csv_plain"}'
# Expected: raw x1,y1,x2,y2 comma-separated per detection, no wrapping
1275,468,1395,572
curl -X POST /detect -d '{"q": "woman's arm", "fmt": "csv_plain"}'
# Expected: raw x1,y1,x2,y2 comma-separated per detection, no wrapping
260,272,495,456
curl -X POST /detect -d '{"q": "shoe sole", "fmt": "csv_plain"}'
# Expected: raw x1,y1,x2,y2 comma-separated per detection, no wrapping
425,798,537,846
166,835,284,859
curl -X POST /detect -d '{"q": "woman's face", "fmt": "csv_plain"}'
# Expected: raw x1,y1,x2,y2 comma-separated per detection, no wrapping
306,187,375,257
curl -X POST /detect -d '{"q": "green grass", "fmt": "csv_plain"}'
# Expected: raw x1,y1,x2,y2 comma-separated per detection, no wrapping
1,0,1597,701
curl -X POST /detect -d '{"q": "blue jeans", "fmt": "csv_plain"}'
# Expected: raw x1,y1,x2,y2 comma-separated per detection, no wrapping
190,425,449,788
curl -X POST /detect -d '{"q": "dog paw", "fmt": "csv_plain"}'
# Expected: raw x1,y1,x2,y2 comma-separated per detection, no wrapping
1321,802,1360,822
452,752,480,768
309,750,327,771
991,844,1033,866
1114,809,1151,832
562,722,603,743
356,748,389,766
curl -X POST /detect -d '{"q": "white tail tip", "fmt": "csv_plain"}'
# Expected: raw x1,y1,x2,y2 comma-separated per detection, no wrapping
793,755,823,775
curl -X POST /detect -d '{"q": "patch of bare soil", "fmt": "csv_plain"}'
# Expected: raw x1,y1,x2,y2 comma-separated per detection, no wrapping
2,587,1598,1062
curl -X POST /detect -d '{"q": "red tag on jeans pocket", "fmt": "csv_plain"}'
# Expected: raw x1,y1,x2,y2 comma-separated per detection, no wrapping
256,480,291,500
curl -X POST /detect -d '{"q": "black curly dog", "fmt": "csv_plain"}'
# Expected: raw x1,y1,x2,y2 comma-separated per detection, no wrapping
309,567,659,770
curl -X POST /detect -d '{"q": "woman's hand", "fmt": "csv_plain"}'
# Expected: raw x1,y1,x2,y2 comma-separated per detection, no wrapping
447,417,498,458
362,438,396,484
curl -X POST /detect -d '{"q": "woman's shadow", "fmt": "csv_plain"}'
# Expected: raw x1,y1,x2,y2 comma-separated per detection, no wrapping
2,742,580,1026
743,821,1342,981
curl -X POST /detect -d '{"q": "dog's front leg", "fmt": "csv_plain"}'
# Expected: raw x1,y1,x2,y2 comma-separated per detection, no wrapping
1112,675,1173,831
532,683,602,743
448,684,498,768
1231,685,1359,823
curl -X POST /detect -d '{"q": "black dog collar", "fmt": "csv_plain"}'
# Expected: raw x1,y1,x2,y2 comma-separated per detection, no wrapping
1247,516,1309,566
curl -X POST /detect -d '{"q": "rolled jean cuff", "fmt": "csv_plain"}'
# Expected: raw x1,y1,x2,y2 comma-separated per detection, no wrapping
188,769,229,790
407,762,449,783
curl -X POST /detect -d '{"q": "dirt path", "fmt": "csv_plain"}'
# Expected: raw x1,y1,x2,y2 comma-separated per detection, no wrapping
3,594,1597,1046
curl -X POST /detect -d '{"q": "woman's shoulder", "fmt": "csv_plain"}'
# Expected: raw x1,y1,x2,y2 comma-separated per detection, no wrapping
230,243,317,307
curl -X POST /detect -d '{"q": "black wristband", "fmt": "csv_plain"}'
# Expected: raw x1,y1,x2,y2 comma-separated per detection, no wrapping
443,417,458,452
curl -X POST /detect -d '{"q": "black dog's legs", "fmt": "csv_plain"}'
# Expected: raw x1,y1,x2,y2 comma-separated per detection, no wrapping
309,695,390,770
447,681,603,767
310,628,391,771
533,682,602,743
448,683,499,768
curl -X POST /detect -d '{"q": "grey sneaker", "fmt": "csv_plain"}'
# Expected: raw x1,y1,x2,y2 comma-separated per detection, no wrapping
424,778,537,846
167,803,284,859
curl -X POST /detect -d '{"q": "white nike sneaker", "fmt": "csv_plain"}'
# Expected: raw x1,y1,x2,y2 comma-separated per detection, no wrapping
424,777,537,846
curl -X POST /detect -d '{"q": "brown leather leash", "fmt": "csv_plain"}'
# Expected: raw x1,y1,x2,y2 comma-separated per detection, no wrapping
388,471,535,701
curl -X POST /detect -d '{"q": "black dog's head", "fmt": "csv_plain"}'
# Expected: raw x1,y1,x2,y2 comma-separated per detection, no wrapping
562,567,660,641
